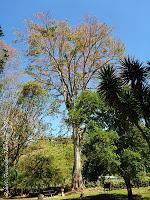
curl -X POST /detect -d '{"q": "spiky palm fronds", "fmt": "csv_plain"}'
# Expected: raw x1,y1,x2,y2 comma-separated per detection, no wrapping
98,64,123,107
97,62,150,148
120,57,150,129
120,57,150,86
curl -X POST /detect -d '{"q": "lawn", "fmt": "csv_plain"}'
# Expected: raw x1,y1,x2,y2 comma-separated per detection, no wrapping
51,187,150,200
4,187,150,200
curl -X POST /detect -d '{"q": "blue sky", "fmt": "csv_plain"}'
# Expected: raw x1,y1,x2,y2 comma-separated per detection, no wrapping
1,0,150,135
1,0,150,61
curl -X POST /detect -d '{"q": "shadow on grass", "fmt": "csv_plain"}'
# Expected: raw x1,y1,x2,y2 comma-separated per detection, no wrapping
64,193,145,200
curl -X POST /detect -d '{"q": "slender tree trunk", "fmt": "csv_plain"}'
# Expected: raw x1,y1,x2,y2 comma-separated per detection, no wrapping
72,127,84,190
3,129,9,198
124,178,133,200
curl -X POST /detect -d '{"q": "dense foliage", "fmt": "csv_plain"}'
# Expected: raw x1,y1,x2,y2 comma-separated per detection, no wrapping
9,137,73,191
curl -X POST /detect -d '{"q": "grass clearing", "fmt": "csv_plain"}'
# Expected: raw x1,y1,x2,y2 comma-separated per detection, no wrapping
51,187,150,200
4,187,150,200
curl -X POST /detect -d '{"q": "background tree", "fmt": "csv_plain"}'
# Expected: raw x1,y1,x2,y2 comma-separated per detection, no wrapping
14,137,73,191
0,26,9,75
82,128,119,182
69,90,119,180
22,13,124,189
0,80,54,196
0,27,14,197
116,126,149,200
74,90,149,200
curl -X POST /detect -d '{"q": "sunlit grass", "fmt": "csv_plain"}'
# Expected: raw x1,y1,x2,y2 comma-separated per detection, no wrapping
50,187,150,200
4,187,150,200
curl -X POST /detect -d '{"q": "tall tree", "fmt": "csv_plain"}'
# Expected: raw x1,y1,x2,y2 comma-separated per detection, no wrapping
74,90,149,200
97,63,150,199
0,80,53,196
0,27,11,197
9,80,55,164
22,13,124,189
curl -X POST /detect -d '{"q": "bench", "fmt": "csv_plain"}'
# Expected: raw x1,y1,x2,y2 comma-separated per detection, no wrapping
104,182,111,191
43,190,58,197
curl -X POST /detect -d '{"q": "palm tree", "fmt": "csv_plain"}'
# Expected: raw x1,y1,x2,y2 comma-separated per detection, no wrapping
98,64,150,200
98,65,134,200
120,57,150,129
98,65,122,107
98,64,150,147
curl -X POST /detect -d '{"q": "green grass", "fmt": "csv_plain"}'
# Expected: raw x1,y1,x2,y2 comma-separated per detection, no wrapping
4,187,150,200
51,187,150,200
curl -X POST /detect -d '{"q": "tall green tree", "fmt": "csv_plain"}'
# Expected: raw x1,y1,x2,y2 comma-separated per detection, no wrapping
75,90,149,200
21,13,124,189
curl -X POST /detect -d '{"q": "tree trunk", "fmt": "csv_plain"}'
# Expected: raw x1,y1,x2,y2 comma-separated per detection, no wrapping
3,130,9,198
124,178,133,200
72,127,84,190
